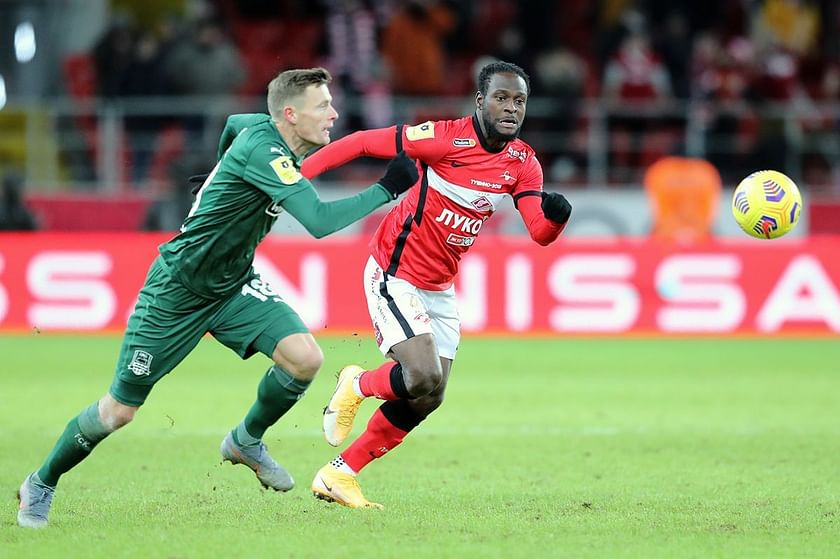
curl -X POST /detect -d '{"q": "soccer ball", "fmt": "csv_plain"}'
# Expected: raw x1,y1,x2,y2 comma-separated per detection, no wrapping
731,170,802,239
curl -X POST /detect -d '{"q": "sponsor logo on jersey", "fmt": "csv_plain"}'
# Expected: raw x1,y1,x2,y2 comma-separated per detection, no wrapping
269,155,301,185
500,170,516,182
451,161,466,167
507,146,527,162
265,201,283,217
471,196,494,212
413,312,431,324
446,233,475,246
128,350,153,376
435,208,485,234
270,146,285,154
452,138,476,147
406,121,435,141
470,178,503,190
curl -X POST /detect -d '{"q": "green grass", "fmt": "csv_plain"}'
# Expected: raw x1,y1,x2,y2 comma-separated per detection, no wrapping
1,334,838,558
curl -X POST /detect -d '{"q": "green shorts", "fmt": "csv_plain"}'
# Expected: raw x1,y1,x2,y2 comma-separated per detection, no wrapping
109,257,309,407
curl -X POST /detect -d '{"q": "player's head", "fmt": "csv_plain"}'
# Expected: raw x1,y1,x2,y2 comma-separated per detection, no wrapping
475,61,530,144
267,67,339,148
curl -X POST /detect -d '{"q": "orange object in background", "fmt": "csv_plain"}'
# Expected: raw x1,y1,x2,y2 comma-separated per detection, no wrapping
644,156,722,243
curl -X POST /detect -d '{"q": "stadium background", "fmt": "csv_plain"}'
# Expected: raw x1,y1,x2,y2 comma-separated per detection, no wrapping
1,2,839,558
0,0,838,335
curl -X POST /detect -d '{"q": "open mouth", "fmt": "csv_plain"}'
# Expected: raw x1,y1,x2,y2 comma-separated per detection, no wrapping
498,118,518,130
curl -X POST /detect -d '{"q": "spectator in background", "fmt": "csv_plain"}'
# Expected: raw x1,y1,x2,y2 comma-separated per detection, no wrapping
323,0,392,131
122,24,178,185
381,0,455,95
691,35,757,181
751,0,820,58
533,46,587,182
92,14,135,98
603,31,673,180
163,17,245,94
652,11,693,98
0,172,39,231
163,17,245,145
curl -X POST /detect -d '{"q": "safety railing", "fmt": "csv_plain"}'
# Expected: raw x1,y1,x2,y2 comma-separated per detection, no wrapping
3,95,839,193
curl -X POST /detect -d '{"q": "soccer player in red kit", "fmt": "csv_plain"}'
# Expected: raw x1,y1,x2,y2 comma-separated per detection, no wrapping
301,61,572,508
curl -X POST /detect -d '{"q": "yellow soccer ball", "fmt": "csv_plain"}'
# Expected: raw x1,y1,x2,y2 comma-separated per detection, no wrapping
731,170,802,239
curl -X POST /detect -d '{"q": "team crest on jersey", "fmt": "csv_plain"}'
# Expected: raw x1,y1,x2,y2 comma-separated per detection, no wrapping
506,146,527,162
269,155,301,185
406,121,435,141
128,350,153,376
452,138,476,147
471,196,494,212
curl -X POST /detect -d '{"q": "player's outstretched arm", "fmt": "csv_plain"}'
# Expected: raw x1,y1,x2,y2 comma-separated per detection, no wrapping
282,152,419,238
302,127,399,179
515,191,572,246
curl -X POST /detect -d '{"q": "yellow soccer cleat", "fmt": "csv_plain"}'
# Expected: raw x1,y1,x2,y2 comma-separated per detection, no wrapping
311,464,383,509
323,364,365,447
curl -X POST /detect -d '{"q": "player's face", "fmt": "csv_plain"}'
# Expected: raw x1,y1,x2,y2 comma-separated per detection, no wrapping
293,84,339,148
477,72,528,144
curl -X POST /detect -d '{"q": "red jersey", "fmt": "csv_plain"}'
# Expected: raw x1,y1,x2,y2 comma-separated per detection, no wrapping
302,114,564,290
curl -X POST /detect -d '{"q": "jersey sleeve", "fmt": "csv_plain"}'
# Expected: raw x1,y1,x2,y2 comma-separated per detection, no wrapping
511,155,565,245
301,126,398,178
400,120,451,164
301,120,452,179
244,144,311,203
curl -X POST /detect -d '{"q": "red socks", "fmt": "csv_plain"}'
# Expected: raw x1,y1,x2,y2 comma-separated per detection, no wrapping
341,408,408,472
358,362,410,400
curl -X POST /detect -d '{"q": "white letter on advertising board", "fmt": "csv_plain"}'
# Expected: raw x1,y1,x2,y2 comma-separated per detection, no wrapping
656,255,745,332
757,255,840,332
505,254,532,331
27,252,116,329
548,255,639,332
253,253,327,328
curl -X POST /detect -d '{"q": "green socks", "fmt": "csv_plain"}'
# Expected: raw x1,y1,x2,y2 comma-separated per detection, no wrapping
233,366,311,445
36,402,110,487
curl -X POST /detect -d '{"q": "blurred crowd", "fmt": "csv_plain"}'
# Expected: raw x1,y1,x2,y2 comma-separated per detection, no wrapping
70,0,840,190
4,0,840,231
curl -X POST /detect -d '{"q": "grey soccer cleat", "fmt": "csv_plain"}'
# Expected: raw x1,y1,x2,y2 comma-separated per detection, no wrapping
220,432,295,492
17,472,55,528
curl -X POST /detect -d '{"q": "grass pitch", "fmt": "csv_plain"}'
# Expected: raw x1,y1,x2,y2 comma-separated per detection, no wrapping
1,334,838,558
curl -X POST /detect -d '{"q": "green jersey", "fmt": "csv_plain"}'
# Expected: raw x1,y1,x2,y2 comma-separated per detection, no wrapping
159,113,391,298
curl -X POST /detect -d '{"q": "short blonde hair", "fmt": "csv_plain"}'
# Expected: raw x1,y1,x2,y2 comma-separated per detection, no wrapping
267,67,332,119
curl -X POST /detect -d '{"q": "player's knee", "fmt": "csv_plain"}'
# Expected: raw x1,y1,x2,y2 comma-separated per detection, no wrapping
99,399,138,431
403,361,443,397
279,345,324,381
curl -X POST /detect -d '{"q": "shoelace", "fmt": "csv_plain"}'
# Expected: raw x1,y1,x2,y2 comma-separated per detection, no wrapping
336,399,362,427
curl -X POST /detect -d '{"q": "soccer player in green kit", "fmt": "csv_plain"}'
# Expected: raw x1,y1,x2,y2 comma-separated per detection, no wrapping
16,67,419,528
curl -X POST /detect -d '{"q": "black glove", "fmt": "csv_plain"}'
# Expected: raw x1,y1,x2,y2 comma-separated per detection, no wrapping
188,173,210,195
377,151,419,199
541,191,572,224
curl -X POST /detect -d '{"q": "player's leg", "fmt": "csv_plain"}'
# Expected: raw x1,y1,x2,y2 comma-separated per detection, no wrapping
323,257,442,446
18,258,209,528
314,261,459,508
212,272,318,491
